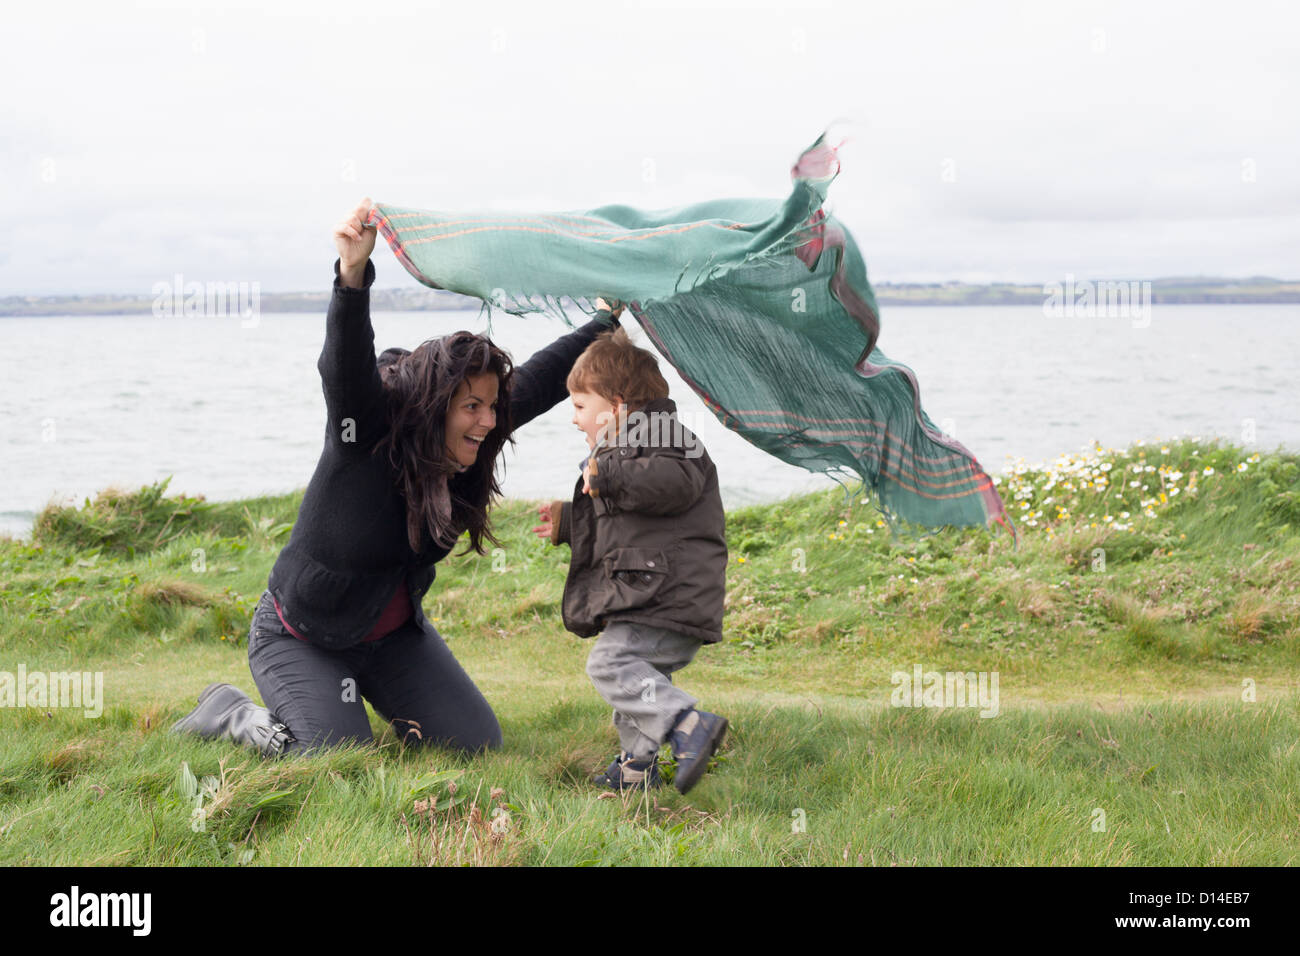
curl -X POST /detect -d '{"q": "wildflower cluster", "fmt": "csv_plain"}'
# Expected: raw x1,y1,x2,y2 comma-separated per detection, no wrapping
995,436,1263,539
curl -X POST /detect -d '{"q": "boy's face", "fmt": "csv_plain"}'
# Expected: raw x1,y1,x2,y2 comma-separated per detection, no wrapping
570,390,623,450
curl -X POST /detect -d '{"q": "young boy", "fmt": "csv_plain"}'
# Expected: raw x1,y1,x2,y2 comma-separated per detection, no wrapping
533,307,728,794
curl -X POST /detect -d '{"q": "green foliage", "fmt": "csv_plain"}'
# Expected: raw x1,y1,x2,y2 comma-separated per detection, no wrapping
30,478,301,558
5,696,1296,865
1,440,1298,864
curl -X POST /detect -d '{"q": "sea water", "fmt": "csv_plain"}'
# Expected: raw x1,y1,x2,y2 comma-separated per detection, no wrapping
0,304,1295,538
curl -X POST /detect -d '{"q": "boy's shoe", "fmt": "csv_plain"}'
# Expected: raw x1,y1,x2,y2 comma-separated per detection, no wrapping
592,753,661,791
668,709,728,794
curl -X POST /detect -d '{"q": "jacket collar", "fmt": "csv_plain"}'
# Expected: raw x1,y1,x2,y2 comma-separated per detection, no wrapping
637,397,676,416
605,398,681,450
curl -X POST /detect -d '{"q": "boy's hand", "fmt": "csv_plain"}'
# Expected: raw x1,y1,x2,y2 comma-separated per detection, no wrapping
531,502,553,540
582,460,592,496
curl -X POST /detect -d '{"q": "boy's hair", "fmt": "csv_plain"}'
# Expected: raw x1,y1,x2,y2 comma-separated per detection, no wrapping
566,327,670,410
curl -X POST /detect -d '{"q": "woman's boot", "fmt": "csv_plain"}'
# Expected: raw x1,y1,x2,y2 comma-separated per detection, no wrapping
171,683,295,757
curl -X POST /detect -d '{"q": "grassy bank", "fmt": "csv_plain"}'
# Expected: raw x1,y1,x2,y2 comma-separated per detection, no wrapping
1,437,1297,865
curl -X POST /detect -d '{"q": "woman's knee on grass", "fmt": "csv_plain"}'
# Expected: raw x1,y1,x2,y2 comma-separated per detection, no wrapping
388,704,503,754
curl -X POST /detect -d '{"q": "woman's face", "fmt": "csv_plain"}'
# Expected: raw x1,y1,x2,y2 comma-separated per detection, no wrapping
445,372,500,468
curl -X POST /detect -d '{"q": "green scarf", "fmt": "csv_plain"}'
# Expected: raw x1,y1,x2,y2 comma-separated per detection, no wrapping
367,135,1015,543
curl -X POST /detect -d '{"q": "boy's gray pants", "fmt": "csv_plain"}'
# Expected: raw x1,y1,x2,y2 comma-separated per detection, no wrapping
585,621,702,762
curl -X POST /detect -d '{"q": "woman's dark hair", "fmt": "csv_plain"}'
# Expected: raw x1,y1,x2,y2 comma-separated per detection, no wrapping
373,332,513,554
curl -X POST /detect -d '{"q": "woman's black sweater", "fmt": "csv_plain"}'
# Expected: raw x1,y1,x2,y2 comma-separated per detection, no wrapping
266,258,613,649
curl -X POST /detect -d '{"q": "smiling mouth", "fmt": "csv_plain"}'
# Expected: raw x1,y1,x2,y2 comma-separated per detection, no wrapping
465,434,487,448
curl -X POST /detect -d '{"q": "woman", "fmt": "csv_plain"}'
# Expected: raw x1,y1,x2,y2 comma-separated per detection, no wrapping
172,198,620,755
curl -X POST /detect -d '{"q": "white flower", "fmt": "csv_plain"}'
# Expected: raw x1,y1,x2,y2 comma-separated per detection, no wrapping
1237,462,1248,472
1203,467,1215,476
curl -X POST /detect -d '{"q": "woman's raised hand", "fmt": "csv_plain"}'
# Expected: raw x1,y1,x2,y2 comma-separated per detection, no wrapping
594,297,624,319
334,197,377,285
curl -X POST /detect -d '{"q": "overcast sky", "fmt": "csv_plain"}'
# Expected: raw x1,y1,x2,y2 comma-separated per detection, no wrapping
3,0,1298,294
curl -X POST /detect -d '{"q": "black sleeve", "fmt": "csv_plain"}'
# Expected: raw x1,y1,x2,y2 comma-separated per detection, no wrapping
508,310,620,432
317,258,385,452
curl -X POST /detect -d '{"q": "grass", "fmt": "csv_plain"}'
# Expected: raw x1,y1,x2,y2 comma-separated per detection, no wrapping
1,437,1298,865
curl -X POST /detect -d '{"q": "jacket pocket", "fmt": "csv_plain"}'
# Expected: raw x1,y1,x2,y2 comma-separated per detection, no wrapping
281,553,400,646
595,547,670,615
293,554,353,614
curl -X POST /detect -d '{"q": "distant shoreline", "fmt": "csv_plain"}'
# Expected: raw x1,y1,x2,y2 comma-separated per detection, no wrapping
3,277,1298,316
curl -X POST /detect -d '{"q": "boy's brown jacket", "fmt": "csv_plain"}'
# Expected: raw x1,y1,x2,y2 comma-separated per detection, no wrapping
549,398,727,643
